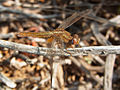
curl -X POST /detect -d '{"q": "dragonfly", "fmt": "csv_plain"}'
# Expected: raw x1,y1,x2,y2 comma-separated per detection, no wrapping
17,9,91,48
17,9,91,88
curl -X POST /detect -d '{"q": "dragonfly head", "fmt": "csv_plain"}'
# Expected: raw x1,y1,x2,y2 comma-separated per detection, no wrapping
72,34,80,45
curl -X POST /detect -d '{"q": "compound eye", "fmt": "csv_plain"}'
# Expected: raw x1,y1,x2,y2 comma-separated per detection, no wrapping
72,34,80,45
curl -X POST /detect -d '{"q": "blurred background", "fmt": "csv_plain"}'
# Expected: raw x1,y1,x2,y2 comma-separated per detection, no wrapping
0,0,120,90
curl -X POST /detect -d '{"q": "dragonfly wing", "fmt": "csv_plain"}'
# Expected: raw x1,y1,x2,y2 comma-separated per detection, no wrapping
58,9,91,29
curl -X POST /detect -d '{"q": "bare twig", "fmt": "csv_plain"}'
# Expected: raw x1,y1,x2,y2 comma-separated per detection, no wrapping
79,60,104,72
67,2,120,7
91,22,116,90
91,22,111,45
104,54,116,90
94,0,104,15
80,41,105,65
83,15,120,40
0,33,15,39
86,14,120,27
0,40,120,56
0,5,59,19
0,72,16,88
69,56,103,85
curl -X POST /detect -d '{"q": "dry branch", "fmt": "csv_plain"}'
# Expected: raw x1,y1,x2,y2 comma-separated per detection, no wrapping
0,72,16,88
91,22,116,90
0,5,59,19
83,15,120,40
0,40,120,56
87,14,120,27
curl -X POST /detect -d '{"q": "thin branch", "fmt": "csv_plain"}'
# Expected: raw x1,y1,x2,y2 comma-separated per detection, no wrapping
86,14,120,27
0,5,59,19
0,40,120,56
82,15,120,40
104,54,116,90
0,33,15,39
91,22,116,90
0,72,16,88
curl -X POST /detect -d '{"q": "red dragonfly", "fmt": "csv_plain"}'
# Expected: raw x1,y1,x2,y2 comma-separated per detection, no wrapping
17,9,91,47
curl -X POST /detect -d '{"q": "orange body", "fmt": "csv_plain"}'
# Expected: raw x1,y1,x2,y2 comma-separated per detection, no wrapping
17,28,73,43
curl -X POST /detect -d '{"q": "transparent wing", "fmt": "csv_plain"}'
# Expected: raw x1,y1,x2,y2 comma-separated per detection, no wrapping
58,9,91,29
